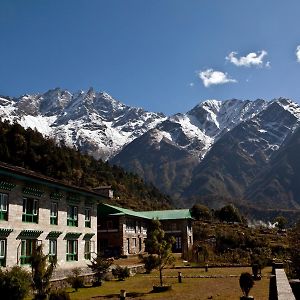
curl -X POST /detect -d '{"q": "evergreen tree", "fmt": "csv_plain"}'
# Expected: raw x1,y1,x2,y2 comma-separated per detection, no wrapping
144,220,175,286
30,244,56,299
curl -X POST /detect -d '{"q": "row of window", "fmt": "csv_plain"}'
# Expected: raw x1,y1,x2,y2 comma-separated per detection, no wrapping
0,238,94,267
0,193,92,227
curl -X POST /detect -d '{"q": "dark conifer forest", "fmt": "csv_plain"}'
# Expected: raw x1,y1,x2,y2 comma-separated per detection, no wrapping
0,120,171,210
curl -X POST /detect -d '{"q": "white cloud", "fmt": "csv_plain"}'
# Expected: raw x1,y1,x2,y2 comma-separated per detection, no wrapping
296,45,300,62
189,82,194,87
198,69,237,87
226,50,268,67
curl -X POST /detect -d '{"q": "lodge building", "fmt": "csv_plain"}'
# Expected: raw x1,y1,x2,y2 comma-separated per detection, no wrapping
0,162,106,271
0,161,193,274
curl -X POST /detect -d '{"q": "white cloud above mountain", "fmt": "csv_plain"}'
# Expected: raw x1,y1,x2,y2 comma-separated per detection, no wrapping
226,50,268,67
198,69,237,87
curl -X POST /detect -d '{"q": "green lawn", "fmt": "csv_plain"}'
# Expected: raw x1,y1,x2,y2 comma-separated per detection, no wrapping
67,267,271,300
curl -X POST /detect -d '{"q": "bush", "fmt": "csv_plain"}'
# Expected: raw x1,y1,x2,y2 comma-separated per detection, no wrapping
112,266,130,281
139,254,159,273
49,290,71,300
0,266,32,300
239,272,254,297
67,268,84,291
87,255,113,286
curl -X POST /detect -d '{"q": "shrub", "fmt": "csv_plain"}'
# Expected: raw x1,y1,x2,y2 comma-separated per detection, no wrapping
112,266,130,281
67,268,84,291
87,255,113,286
239,272,254,297
0,266,32,300
139,254,159,273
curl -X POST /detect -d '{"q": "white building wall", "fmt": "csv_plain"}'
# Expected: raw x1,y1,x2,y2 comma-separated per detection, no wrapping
0,176,98,273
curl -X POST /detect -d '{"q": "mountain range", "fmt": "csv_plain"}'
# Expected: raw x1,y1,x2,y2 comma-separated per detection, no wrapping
1,88,300,212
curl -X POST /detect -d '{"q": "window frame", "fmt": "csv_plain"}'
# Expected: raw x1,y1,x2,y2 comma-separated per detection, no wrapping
0,193,8,221
22,198,39,223
84,240,91,260
49,239,57,261
85,208,91,228
20,239,37,265
0,239,6,266
50,201,58,225
67,205,78,227
66,240,78,261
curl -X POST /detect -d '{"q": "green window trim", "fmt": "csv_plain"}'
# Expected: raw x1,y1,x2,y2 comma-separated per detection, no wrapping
49,239,57,262
0,193,8,221
22,198,39,223
0,211,7,221
0,181,16,191
20,239,36,265
84,240,92,260
85,208,91,228
0,239,6,267
46,231,62,239
67,205,78,227
23,187,44,198
50,202,58,225
66,240,78,261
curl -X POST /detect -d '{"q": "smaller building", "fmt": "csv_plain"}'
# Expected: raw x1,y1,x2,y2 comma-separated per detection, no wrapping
141,209,193,258
97,204,193,258
98,204,148,257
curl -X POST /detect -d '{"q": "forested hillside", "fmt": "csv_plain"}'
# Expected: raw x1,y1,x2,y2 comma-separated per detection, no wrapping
0,120,171,210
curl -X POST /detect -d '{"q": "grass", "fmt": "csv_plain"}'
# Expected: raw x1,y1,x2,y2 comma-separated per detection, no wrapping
66,267,271,300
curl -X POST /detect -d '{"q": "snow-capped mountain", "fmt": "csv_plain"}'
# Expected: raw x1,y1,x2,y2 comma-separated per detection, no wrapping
2,89,300,210
112,97,300,208
0,88,166,159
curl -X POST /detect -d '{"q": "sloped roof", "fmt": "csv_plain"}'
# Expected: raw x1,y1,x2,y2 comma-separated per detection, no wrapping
98,203,151,219
99,203,192,220
0,161,107,200
140,209,192,220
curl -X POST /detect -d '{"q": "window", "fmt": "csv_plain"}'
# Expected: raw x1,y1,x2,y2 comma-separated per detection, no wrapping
20,239,36,265
175,237,182,250
0,239,6,266
127,238,130,254
0,193,8,221
85,208,91,228
50,202,58,225
84,240,91,260
67,205,78,227
22,198,38,223
49,240,57,261
66,240,78,261
126,220,135,232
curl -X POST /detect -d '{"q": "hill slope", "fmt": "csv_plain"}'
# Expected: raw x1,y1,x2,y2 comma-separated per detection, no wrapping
0,120,171,210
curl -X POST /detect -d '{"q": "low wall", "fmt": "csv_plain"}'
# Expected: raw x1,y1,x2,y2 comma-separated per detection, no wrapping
274,269,295,300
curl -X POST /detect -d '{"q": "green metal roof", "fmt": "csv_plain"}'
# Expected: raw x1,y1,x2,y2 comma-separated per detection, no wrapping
0,228,13,237
46,231,63,239
17,230,43,239
98,204,192,220
140,209,192,220
98,203,151,219
83,233,95,240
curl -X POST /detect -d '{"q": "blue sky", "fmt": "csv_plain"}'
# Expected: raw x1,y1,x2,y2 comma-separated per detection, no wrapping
1,0,300,115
